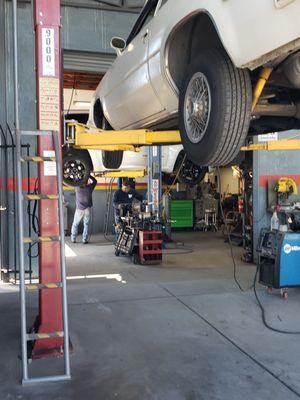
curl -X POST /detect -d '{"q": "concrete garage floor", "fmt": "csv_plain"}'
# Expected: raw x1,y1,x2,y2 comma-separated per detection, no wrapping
1,232,300,400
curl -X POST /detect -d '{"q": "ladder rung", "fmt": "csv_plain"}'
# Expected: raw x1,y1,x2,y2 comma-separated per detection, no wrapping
22,375,71,385
21,156,56,162
23,194,58,200
26,282,62,290
26,331,64,341
23,236,60,244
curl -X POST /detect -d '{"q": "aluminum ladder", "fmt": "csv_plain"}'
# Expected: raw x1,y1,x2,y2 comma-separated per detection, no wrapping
16,129,70,385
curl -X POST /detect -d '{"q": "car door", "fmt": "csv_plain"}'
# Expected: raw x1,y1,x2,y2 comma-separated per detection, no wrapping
102,0,165,130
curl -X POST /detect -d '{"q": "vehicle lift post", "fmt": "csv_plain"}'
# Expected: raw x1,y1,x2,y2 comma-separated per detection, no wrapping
32,0,67,358
147,146,162,217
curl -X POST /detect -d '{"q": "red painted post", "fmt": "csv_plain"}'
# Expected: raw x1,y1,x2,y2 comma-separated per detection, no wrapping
32,0,64,357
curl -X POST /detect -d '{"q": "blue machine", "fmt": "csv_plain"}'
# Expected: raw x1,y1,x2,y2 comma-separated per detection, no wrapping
257,229,300,289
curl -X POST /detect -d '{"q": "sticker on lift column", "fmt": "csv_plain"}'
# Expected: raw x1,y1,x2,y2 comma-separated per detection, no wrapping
42,28,55,77
39,77,60,131
152,179,159,211
43,150,57,176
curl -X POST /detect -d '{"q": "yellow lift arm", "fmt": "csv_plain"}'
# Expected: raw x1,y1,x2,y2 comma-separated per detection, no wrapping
94,169,147,178
241,139,300,152
67,123,182,152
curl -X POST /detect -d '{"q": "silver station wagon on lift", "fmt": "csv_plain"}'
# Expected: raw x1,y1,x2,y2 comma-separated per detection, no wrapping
64,0,300,184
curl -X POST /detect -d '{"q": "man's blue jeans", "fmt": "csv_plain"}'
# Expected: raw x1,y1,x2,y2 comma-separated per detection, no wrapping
71,207,91,243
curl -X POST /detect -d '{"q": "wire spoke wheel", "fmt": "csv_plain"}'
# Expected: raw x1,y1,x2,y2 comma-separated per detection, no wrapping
179,49,252,166
184,72,211,144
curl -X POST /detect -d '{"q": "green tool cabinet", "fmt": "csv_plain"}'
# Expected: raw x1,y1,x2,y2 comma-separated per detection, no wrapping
170,200,194,229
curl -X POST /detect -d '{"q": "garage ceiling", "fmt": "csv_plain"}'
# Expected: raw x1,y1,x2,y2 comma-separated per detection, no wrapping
64,70,103,91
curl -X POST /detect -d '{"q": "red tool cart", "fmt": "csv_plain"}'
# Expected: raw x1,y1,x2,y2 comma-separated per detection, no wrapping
139,231,163,265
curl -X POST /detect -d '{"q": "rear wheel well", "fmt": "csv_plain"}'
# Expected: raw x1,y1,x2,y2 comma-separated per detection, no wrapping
167,13,230,92
93,98,104,128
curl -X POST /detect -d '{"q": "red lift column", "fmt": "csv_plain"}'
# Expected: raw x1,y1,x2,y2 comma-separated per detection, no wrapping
33,0,64,357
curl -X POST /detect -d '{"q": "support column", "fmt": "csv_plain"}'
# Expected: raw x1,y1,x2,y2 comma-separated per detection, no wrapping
147,146,162,218
0,0,9,281
32,0,64,357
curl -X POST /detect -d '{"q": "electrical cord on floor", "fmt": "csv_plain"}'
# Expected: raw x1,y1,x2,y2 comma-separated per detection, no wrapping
164,241,194,255
253,264,300,335
164,248,194,255
217,167,245,292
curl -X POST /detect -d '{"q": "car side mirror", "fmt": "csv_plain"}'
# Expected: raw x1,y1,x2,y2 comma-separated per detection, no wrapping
110,37,126,56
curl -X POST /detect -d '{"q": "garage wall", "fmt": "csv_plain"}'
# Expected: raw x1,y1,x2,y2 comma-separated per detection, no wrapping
253,131,300,261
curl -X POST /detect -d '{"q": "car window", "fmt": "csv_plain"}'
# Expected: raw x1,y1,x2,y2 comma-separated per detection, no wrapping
126,0,159,45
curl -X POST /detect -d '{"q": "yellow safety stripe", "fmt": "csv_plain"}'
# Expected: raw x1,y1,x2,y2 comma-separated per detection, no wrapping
27,331,64,340
26,282,62,290
21,156,56,162
24,194,58,200
23,236,60,243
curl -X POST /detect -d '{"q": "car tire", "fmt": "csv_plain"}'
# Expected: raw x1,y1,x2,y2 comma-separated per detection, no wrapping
179,48,252,166
175,153,208,186
102,151,123,170
63,151,92,187
99,109,123,170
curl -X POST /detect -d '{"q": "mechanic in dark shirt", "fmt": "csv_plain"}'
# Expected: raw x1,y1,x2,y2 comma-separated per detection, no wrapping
71,175,97,244
113,178,144,225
